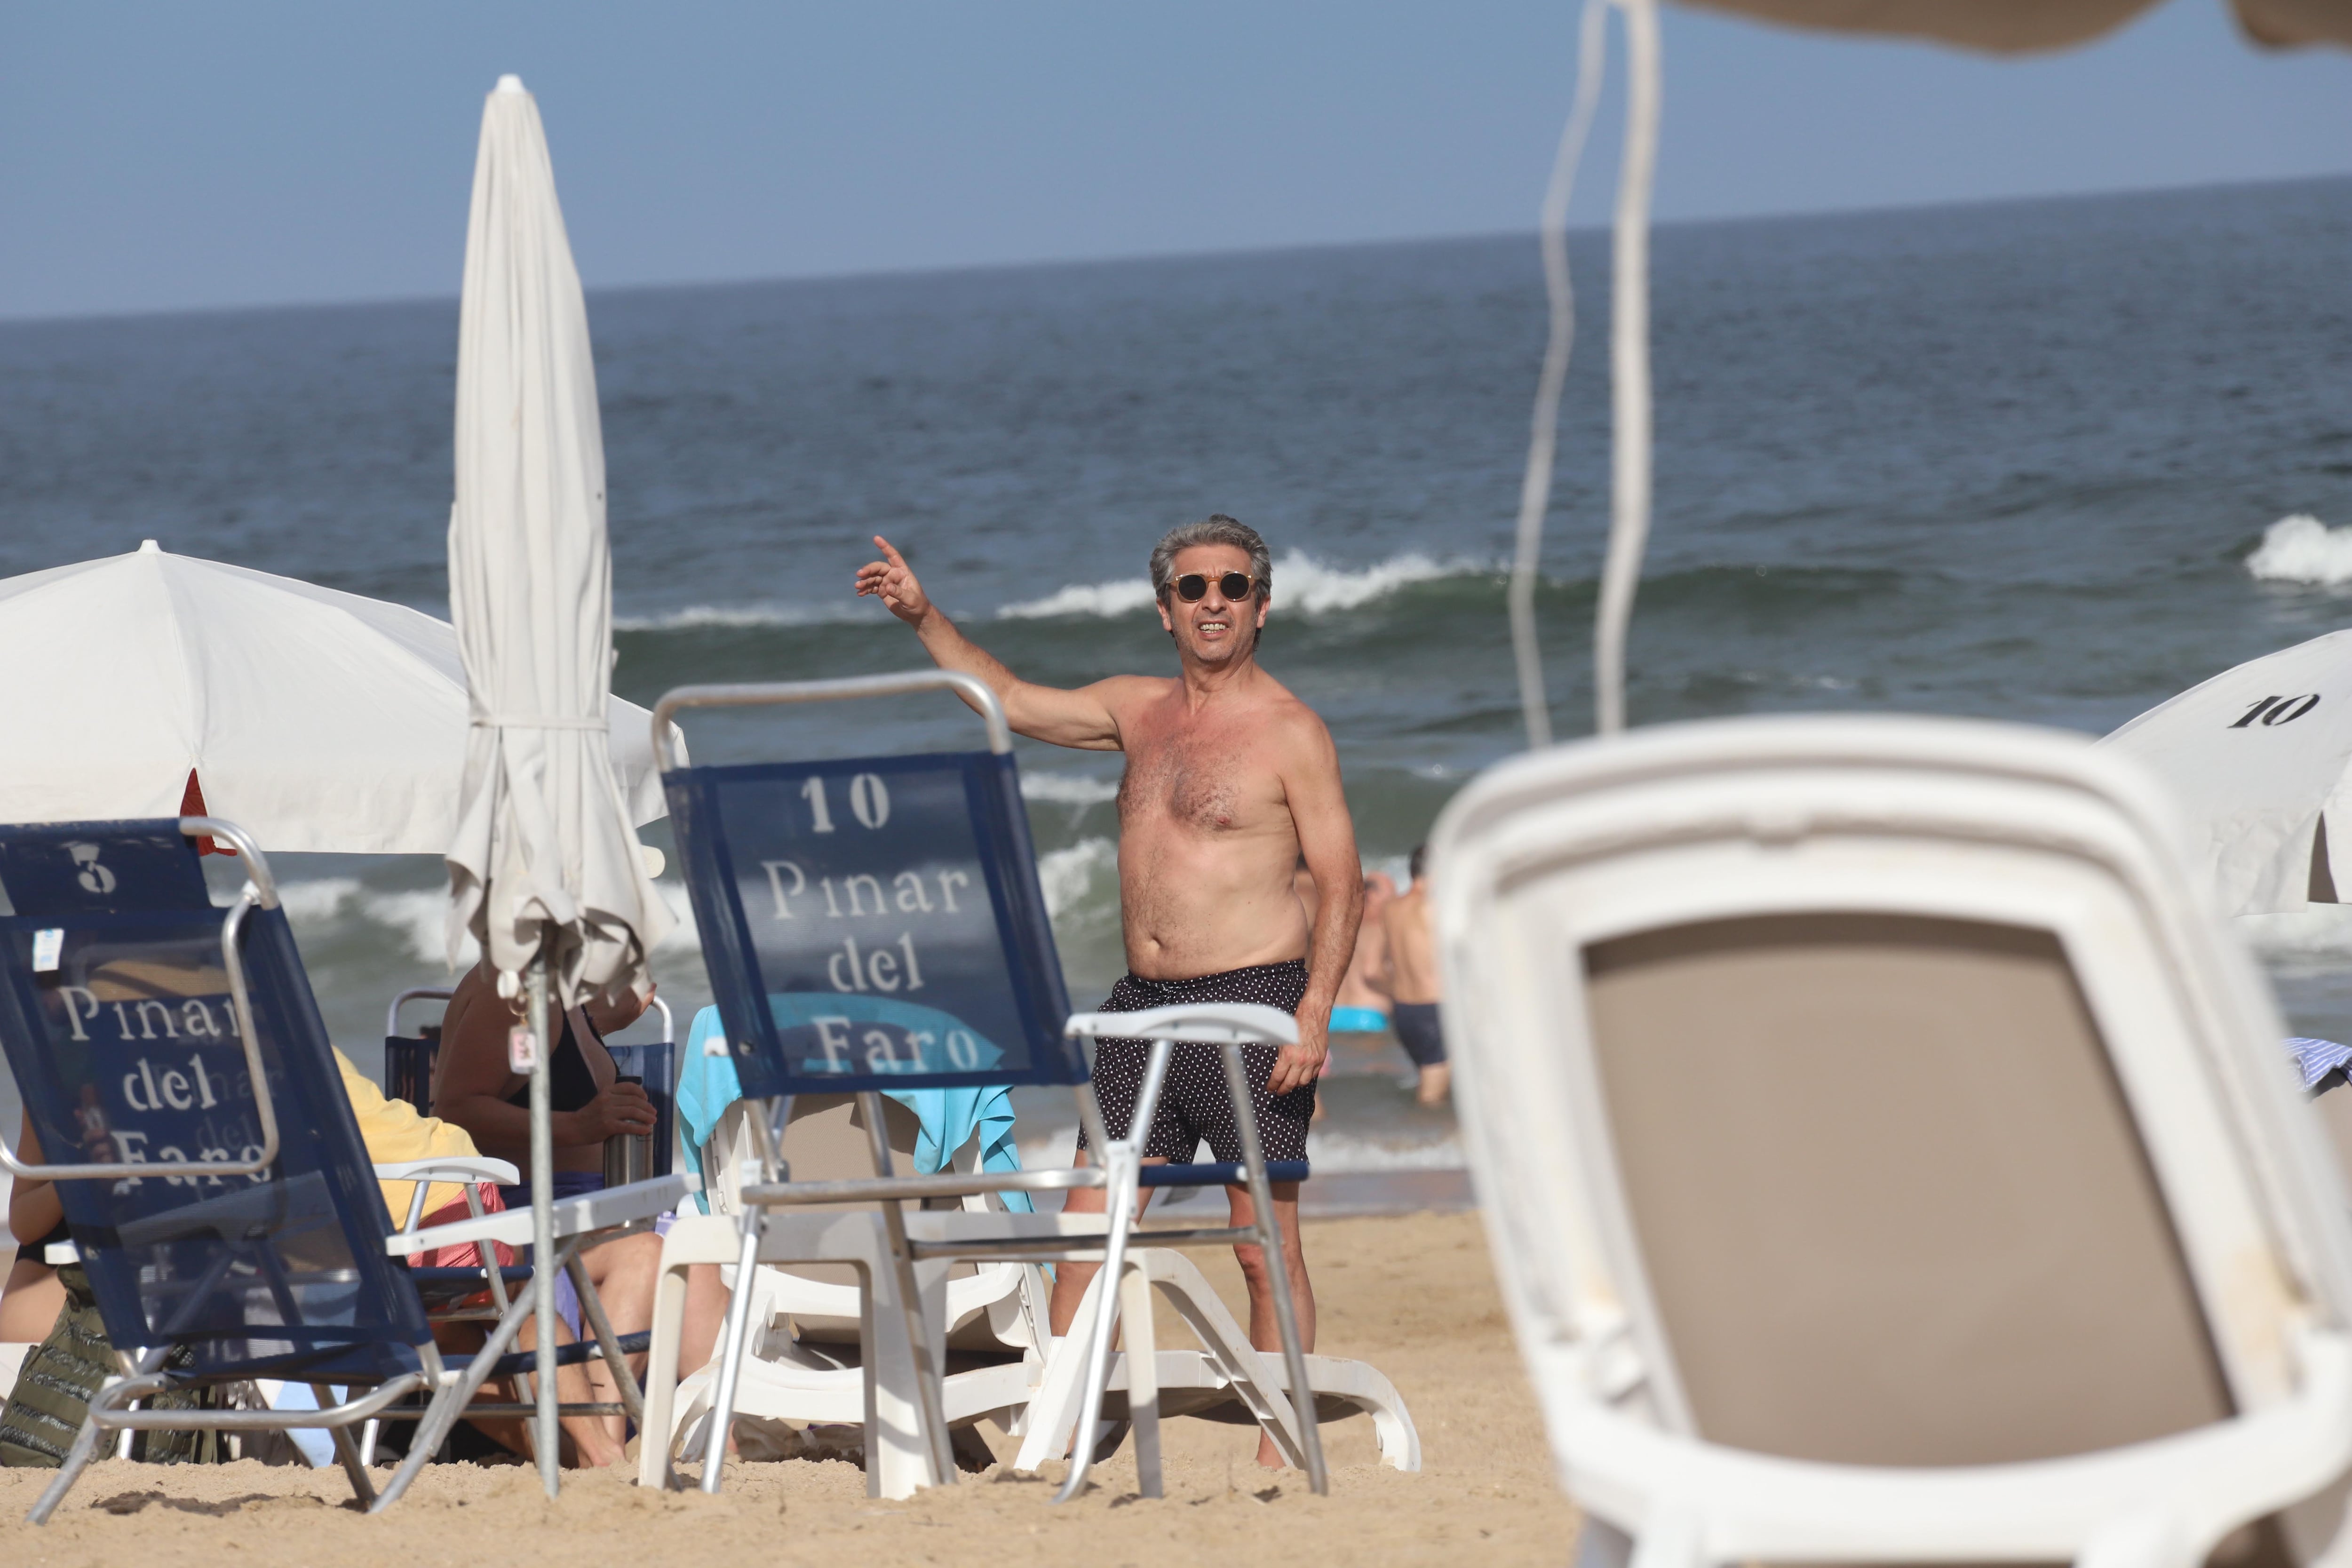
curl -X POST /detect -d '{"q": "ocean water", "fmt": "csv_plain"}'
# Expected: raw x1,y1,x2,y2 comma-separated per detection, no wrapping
5,175,2352,1183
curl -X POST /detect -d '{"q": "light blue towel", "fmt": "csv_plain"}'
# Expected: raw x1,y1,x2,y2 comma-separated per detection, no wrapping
680,1005,1032,1213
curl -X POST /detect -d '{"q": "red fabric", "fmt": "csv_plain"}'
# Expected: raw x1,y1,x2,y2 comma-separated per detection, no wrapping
405,1184,516,1270
178,770,236,856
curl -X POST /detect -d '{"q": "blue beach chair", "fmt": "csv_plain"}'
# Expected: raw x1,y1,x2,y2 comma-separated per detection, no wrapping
634,670,1339,1502
0,817,680,1520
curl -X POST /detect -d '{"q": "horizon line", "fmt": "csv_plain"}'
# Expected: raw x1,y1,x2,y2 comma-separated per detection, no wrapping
2,167,2344,332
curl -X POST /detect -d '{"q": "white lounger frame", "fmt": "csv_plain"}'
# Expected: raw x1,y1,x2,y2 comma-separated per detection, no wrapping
636,1003,1422,1500
1430,715,2352,1568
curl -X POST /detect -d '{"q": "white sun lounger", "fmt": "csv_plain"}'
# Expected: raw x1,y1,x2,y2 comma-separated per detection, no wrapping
1430,714,2352,1568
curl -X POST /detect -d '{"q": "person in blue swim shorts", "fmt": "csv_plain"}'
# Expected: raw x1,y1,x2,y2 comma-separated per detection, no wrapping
1383,845,1449,1106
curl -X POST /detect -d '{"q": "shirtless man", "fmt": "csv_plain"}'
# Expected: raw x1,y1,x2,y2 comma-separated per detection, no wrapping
855,514,1362,1470
1382,845,1448,1106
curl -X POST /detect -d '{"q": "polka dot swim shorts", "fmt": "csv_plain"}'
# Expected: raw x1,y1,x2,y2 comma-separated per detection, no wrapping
1077,959,1313,1167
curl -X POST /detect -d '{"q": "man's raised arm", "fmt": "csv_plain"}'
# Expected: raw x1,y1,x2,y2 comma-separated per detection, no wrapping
854,534,1126,751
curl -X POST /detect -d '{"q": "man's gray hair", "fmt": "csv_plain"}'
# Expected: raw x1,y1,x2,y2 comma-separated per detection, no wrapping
1149,515,1272,600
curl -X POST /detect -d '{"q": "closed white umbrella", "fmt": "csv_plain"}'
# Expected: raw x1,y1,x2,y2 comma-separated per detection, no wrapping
2101,629,2352,915
0,539,667,850
445,74,671,1492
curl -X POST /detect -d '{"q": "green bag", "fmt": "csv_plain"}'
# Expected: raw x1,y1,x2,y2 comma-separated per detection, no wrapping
0,1265,227,1468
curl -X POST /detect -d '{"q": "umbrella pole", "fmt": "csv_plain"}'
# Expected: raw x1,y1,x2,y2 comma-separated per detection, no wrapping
528,956,560,1496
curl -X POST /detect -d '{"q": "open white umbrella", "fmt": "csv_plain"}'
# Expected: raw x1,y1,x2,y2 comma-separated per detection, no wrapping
445,74,672,1491
2101,629,2352,915
0,539,668,850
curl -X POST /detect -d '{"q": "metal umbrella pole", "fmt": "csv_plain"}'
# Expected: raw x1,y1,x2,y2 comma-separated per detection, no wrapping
527,956,559,1496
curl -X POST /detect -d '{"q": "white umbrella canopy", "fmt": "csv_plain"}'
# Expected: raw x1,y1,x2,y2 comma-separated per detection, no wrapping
445,74,671,1010
2102,628,2352,915
0,539,668,852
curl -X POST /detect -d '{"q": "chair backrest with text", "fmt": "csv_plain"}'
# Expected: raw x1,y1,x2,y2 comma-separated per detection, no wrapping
0,820,429,1387
662,681,1080,1102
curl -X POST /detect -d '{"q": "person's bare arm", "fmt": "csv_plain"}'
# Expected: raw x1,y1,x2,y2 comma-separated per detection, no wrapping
431,968,654,1152
1270,713,1362,1096
854,535,1145,751
9,1115,60,1245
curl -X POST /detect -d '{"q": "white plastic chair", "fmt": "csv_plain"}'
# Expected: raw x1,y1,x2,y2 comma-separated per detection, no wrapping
1430,714,2352,1568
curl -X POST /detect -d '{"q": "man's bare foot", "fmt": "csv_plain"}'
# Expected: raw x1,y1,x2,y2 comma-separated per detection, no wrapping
1415,1063,1450,1107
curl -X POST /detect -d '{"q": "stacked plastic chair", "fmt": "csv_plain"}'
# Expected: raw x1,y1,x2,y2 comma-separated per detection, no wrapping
1431,716,2352,1568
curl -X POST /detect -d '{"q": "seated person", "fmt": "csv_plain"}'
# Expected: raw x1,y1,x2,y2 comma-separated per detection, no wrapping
1,1120,66,1345
431,963,727,1462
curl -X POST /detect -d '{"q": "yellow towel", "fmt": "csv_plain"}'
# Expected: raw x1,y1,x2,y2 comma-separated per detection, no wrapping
334,1048,484,1226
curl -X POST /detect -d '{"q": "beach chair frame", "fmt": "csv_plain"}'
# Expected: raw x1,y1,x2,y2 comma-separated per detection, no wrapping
644,671,1327,1501
0,816,683,1520
1430,715,2352,1568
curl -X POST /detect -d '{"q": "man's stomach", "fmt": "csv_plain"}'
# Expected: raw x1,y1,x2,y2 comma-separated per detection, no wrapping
1118,891,1310,981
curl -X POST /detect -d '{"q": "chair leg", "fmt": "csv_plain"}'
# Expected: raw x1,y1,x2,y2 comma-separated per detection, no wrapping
1220,1038,1327,1494
314,1385,379,1509
27,1359,170,1527
1055,1153,1141,1504
374,1274,544,1512
1120,1260,1162,1498
26,1407,111,1525
698,1206,767,1495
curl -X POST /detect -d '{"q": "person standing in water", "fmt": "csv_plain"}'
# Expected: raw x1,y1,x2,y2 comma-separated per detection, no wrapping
855,515,1362,1471
1383,845,1448,1106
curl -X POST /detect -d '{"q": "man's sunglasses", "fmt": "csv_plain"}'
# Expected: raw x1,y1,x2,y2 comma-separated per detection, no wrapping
1167,571,1258,603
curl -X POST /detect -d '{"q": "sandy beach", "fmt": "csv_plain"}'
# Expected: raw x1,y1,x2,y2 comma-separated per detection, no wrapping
0,1209,1579,1566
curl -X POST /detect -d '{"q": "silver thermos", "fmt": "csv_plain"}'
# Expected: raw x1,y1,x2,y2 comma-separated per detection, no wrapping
601,1074,652,1187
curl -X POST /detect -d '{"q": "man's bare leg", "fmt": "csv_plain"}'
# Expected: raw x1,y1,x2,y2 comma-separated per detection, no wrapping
1228,1178,1313,1469
1046,1148,1163,1335
1415,1063,1451,1106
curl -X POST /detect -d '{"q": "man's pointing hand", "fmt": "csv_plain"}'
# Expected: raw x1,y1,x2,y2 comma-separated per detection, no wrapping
854,535,933,627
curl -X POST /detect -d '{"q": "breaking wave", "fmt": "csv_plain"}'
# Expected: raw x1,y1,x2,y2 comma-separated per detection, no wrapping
2247,514,2352,587
275,876,701,969
1036,837,1118,923
613,601,864,631
996,550,1484,621
1021,771,1120,806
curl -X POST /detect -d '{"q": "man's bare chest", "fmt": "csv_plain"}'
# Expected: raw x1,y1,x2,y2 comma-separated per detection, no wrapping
1117,731,1279,836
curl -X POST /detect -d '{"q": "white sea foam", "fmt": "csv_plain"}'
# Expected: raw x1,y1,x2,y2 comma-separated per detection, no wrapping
996,550,1479,621
1302,1128,1466,1173
1038,837,1118,921
355,888,477,966
275,876,362,923
2247,514,2352,586
997,579,1160,621
1021,772,1120,806
614,602,863,632
2239,909,2352,960
274,879,700,970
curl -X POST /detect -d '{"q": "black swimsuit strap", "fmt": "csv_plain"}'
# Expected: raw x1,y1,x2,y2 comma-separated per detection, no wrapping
502,1009,607,1115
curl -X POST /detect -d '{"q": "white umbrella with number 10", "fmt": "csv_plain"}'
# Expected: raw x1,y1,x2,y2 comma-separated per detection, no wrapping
2102,628,2352,916
445,73,674,1495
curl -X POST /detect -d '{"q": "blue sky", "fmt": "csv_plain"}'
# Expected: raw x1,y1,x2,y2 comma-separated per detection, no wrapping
2,1,2347,319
